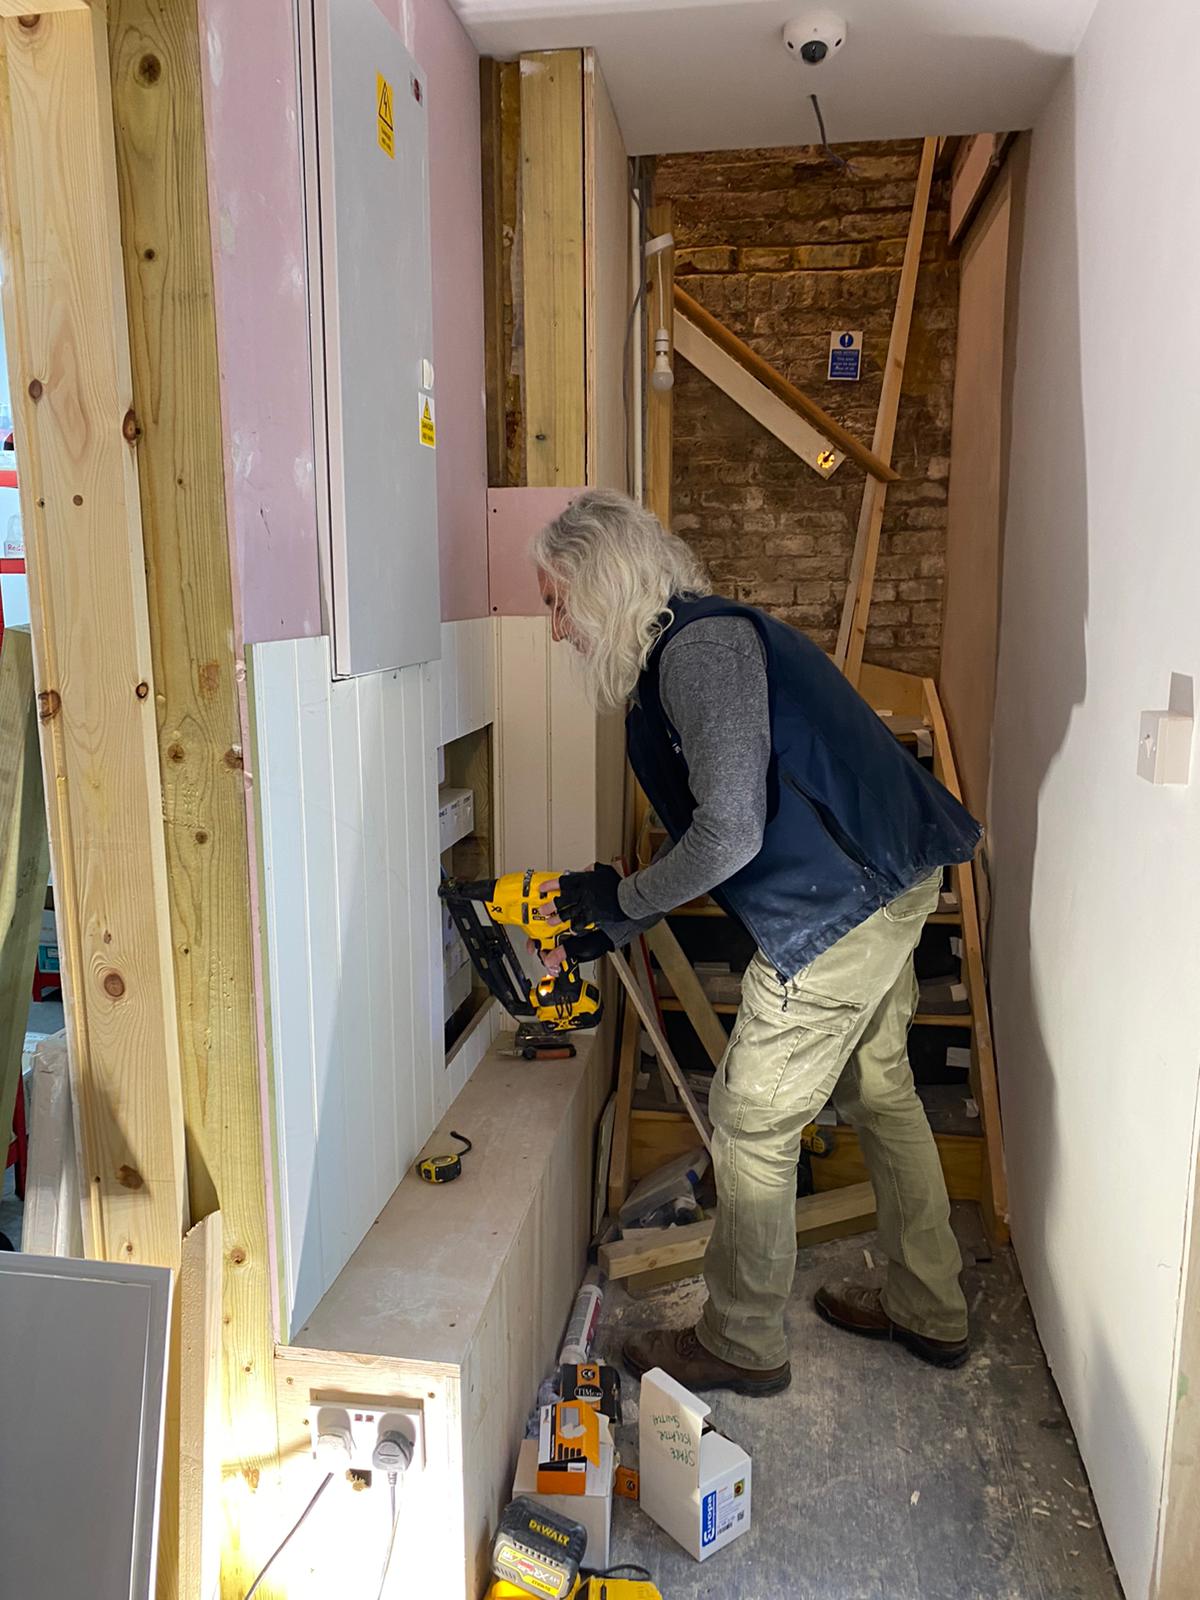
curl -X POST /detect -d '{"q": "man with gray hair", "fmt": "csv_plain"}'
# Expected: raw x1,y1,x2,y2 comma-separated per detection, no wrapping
534,488,982,1393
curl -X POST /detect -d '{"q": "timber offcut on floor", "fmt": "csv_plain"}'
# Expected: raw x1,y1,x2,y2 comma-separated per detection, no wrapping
595,1211,1122,1600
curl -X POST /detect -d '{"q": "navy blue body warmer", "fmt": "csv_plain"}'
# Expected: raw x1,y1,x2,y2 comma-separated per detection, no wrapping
625,596,982,979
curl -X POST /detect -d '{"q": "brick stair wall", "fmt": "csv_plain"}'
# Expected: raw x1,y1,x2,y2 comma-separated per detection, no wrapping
655,139,957,675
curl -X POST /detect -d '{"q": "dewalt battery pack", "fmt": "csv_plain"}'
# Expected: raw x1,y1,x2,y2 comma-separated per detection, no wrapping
491,1497,587,1600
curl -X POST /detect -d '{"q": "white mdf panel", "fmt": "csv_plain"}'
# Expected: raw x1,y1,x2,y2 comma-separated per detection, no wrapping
440,617,496,745
0,1256,171,1600
494,616,624,877
250,636,452,1335
310,0,439,677
494,617,551,872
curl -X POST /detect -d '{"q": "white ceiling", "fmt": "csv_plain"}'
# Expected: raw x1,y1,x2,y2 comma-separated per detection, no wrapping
450,0,1098,153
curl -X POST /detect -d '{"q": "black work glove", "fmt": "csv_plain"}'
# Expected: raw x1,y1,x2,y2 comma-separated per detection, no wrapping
557,927,615,966
557,863,624,931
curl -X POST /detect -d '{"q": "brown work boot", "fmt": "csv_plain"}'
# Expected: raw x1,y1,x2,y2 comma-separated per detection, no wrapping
622,1325,791,1396
814,1283,969,1369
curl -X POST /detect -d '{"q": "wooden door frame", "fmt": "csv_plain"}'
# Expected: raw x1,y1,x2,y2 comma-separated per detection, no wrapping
0,5,278,1594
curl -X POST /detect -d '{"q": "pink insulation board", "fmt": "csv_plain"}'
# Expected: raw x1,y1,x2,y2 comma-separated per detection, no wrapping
487,488,583,616
200,0,490,646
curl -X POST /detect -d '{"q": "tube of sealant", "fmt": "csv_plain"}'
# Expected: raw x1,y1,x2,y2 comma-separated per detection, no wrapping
558,1267,604,1366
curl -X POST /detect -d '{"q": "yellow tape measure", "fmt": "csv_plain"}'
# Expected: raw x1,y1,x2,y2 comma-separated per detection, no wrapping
417,1131,473,1184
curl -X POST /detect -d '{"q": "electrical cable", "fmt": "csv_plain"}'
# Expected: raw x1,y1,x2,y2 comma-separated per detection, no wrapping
809,93,853,173
622,154,649,496
243,1471,333,1599
373,1470,403,1600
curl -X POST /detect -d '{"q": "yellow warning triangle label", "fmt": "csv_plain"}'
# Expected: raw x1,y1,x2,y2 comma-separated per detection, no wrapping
419,394,436,448
377,73,395,159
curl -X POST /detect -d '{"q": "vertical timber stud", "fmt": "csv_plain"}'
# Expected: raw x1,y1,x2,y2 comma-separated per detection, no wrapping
0,2,187,1295
480,57,507,487
645,202,674,526
106,0,280,1592
0,7,187,1591
520,50,585,487
836,136,938,685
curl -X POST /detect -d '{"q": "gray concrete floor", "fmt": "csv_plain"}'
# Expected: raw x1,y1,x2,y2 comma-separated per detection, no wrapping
593,1209,1123,1600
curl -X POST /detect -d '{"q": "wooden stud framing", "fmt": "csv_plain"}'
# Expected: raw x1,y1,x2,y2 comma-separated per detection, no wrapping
836,137,938,684
583,48,630,492
606,995,639,1213
21,1030,84,1256
645,201,674,523
610,949,711,1151
479,58,508,487
179,1211,224,1600
0,627,49,1146
0,3,186,1269
600,1182,877,1280
643,921,728,1070
520,50,585,487
675,284,898,485
0,13,191,1590
106,1,280,1587
922,675,1009,1243
0,0,89,14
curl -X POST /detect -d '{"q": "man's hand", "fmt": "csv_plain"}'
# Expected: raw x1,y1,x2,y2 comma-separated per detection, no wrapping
556,864,623,932
529,927,614,973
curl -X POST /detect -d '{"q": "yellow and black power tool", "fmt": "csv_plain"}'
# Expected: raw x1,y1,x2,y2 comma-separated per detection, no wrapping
486,1498,661,1599
439,871,602,1058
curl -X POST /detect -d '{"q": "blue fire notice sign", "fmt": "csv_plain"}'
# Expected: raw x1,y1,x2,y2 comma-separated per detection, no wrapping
828,329,863,381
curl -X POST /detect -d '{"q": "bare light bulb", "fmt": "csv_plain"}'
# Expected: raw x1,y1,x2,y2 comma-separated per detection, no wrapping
651,328,674,392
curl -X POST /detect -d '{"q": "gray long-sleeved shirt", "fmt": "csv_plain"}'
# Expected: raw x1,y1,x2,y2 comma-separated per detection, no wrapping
608,616,769,944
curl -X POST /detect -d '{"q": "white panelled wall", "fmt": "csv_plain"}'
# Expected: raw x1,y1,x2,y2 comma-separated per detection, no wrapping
250,620,497,1334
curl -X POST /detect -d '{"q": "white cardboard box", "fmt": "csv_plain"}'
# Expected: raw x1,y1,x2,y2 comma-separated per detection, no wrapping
638,1367,752,1562
512,1426,614,1568
437,785,474,852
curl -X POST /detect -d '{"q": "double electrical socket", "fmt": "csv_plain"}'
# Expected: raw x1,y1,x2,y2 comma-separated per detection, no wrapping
310,1395,425,1479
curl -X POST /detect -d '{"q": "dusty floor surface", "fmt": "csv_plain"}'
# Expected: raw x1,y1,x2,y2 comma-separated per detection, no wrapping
593,1211,1124,1600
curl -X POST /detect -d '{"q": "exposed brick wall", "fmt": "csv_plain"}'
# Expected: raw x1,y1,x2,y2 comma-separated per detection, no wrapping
655,140,957,674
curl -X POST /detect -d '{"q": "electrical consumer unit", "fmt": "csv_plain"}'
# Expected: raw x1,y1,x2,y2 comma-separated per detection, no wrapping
306,0,440,677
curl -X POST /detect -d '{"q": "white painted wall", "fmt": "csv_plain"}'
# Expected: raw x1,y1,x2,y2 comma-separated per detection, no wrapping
452,0,1098,153
989,5,1200,1595
250,620,496,1333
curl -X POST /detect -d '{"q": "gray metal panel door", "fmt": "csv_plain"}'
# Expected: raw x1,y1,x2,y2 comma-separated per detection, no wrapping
314,0,440,676
0,1254,172,1600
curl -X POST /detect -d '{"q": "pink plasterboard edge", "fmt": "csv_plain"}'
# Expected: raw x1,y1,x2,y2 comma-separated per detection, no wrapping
488,487,584,616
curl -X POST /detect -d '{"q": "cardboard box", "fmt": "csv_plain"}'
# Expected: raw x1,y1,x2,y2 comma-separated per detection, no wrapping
512,1420,614,1568
638,1368,751,1562
437,785,474,852
559,1362,621,1426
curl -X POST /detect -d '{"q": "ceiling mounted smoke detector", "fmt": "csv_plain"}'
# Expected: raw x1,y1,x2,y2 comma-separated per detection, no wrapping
782,12,848,66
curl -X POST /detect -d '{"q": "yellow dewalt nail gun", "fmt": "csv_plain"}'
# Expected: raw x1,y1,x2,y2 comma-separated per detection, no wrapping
439,871,602,1058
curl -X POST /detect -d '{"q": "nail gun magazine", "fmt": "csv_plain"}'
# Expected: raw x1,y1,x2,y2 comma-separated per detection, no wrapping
438,870,602,1059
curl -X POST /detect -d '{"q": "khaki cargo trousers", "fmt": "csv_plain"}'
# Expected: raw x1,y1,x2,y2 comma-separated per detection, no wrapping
697,870,968,1371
